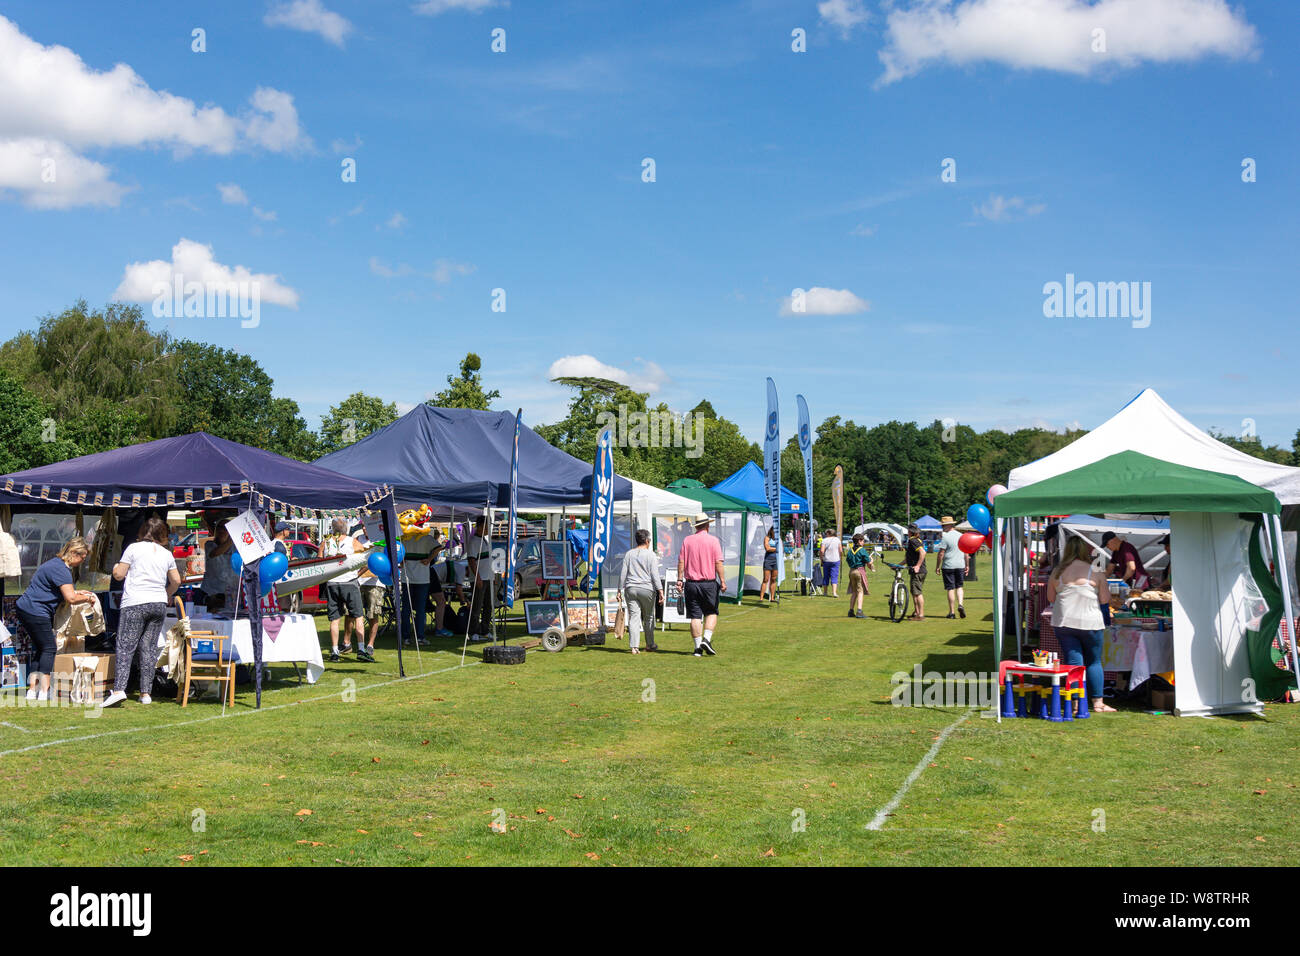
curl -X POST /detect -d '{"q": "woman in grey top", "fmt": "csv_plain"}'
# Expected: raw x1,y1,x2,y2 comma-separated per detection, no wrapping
618,529,663,654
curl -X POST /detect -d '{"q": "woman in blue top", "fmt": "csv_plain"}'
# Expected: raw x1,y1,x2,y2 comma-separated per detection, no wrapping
16,536,95,701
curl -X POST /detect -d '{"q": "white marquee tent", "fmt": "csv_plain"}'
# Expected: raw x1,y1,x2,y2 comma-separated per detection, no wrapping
1009,388,1300,509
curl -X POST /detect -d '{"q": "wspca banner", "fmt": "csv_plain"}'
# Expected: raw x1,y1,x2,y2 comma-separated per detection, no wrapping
764,378,783,584
504,408,522,608
589,428,615,582
796,394,814,579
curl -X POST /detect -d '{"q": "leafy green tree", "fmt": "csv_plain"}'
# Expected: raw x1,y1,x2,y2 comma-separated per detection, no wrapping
430,352,500,410
317,392,399,455
62,405,152,456
0,370,79,472
265,397,319,461
0,300,178,436
1208,429,1293,466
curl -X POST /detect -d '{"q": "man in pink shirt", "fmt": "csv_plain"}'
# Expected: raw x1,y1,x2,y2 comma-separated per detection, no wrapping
677,513,726,657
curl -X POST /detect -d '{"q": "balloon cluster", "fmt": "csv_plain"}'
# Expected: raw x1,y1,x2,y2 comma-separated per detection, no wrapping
954,484,1008,554
232,549,290,596
366,541,404,585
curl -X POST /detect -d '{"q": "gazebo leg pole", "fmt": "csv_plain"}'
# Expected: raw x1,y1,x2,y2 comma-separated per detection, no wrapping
1269,514,1300,689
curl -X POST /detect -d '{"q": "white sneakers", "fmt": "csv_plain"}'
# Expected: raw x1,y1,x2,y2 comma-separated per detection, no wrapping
24,688,37,701
102,690,127,707
139,694,152,705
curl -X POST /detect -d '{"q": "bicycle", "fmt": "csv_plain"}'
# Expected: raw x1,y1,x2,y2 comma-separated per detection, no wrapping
882,560,910,623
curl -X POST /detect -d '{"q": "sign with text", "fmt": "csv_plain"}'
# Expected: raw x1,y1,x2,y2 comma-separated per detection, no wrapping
225,509,274,565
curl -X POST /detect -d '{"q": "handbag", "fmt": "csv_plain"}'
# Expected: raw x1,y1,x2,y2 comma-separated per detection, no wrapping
614,605,626,640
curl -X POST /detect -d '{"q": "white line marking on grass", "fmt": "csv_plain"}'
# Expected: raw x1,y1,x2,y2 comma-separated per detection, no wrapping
865,708,975,831
0,660,479,759
0,721,30,733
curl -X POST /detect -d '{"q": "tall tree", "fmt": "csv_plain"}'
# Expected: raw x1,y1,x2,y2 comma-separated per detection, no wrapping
317,392,399,455
430,352,500,410
0,300,178,437
0,370,79,472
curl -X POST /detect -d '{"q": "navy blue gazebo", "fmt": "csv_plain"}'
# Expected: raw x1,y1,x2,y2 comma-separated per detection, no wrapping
0,432,405,702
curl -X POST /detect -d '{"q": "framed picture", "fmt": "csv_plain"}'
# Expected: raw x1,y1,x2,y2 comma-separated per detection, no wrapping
1,645,23,691
567,600,601,631
602,588,622,627
540,539,571,580
662,572,687,624
524,600,564,635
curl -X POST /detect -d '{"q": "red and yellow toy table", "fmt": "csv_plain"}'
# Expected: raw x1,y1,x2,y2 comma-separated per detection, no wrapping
999,660,1090,721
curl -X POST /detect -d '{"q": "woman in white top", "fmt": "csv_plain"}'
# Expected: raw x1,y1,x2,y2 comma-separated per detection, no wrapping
106,516,180,707
1046,536,1115,713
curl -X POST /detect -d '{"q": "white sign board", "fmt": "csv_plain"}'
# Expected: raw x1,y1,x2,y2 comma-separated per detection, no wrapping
662,570,687,624
226,510,274,565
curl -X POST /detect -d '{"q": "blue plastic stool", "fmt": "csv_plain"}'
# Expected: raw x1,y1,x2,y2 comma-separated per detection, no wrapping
1002,678,1017,718
1075,678,1090,719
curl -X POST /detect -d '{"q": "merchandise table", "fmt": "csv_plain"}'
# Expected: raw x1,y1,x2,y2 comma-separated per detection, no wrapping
160,613,324,684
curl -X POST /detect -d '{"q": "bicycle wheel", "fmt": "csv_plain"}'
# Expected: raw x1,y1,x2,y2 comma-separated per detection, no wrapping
889,578,909,623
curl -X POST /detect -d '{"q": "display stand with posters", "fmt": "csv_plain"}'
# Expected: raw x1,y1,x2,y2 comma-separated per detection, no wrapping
661,571,687,628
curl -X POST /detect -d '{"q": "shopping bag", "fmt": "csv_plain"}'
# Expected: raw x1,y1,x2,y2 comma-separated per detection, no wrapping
614,606,626,640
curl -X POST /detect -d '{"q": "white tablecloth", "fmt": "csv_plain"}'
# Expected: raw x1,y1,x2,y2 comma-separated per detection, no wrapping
162,614,324,684
1104,626,1174,689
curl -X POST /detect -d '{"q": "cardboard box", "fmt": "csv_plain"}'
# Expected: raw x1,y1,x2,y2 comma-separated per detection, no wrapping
52,653,115,706
1150,686,1175,712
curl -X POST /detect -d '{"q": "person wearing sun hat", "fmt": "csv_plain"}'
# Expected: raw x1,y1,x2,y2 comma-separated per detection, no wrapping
677,512,726,657
935,516,968,619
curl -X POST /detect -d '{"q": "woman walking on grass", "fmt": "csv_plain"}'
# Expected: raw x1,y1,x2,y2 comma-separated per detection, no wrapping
1047,535,1116,713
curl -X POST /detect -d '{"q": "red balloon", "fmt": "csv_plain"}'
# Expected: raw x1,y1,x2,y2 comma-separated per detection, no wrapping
983,533,993,550
958,532,984,555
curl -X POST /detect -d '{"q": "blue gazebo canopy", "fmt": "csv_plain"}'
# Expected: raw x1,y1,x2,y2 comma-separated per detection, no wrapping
315,404,633,513
915,515,942,531
0,431,386,512
710,461,809,514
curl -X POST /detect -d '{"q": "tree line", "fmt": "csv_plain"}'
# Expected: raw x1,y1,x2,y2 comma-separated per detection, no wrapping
2,301,1295,531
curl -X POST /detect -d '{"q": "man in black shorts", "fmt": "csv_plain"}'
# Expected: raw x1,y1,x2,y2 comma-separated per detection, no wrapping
935,515,968,619
905,523,927,621
676,513,726,657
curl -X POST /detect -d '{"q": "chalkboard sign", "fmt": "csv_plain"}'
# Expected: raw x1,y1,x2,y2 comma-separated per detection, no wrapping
662,573,687,624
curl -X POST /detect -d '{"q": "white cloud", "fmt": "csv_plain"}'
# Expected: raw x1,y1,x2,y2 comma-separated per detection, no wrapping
0,137,128,208
779,286,870,317
429,258,475,283
0,15,309,208
113,238,299,308
0,15,310,154
331,133,362,154
264,0,353,47
973,194,1046,222
547,355,670,394
850,223,876,237
369,256,412,278
819,0,869,35
217,182,248,205
252,206,277,221
413,0,502,15
384,211,407,229
877,0,1259,86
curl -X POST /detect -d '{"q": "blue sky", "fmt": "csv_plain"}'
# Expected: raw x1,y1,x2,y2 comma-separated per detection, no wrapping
0,0,1296,449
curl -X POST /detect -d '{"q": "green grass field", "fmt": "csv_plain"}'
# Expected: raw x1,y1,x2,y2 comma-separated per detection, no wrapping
1,554,1296,866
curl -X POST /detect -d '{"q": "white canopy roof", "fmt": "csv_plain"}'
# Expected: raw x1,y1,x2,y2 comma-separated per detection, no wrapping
1009,388,1300,505
526,476,700,526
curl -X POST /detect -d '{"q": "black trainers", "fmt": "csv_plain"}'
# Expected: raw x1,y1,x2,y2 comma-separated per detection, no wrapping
958,605,966,619
701,639,716,656
340,643,353,655
946,613,956,619
854,610,865,619
693,645,704,657
847,609,855,618
328,651,341,663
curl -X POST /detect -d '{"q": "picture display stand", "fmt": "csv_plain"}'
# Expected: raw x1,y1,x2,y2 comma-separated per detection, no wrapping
661,570,686,629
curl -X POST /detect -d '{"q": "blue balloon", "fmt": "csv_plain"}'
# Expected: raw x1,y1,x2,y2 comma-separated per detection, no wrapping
392,540,405,565
259,550,288,586
231,551,243,575
368,552,392,579
966,503,991,535
376,569,393,586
